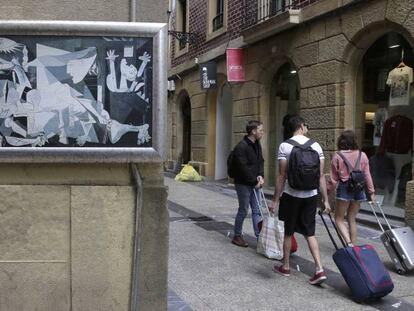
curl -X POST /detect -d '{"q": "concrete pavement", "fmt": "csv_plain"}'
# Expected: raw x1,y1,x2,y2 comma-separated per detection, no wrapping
166,176,414,311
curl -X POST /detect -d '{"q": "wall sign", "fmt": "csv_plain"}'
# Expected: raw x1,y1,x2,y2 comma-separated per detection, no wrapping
226,48,245,82
199,62,217,89
0,21,167,162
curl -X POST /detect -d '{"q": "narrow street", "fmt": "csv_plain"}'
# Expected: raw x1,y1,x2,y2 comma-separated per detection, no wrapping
166,177,414,311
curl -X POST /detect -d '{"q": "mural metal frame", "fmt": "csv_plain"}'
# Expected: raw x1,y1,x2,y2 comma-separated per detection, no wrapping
0,20,167,162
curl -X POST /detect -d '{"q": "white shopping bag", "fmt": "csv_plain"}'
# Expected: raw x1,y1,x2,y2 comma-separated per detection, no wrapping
255,189,284,260
257,215,284,260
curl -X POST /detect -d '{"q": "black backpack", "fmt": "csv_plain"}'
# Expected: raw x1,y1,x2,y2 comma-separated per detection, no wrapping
227,140,248,178
337,151,366,192
286,139,320,190
227,150,236,178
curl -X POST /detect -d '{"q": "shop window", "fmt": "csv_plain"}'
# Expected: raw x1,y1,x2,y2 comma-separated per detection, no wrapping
207,0,227,39
359,32,414,209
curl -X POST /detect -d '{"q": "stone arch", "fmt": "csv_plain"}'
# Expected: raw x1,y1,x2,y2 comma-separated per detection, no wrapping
258,56,300,185
341,21,414,211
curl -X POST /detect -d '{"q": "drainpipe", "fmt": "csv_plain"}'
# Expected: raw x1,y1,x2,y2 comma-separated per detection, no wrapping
130,163,143,310
130,0,136,22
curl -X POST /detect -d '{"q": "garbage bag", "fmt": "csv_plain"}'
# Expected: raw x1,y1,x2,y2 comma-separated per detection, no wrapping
174,164,202,182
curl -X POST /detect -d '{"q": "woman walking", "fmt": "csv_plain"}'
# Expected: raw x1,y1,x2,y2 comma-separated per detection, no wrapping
328,130,376,246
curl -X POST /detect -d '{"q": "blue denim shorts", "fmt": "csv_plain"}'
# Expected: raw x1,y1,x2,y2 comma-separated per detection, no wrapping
336,180,367,202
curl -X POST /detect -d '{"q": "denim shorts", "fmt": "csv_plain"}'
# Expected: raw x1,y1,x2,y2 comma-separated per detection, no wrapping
336,180,367,202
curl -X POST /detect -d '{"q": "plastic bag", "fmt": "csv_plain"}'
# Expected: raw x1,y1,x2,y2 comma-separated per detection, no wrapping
174,164,202,182
257,215,284,260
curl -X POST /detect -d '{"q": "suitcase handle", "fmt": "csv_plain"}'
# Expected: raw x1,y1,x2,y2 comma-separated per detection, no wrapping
368,201,393,233
318,210,347,250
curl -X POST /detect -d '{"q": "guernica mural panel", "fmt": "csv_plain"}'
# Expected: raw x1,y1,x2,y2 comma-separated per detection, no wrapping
0,35,153,148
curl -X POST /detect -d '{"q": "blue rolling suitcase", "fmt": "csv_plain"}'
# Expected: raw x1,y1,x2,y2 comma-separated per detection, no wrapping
319,211,394,302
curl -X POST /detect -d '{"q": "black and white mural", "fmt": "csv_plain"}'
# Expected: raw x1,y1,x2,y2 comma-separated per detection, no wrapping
0,35,152,147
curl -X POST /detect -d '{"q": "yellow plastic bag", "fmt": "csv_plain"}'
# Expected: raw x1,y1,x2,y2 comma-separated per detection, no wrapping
174,164,202,182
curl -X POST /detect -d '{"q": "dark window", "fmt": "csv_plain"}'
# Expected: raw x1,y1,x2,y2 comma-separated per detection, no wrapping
178,0,187,50
271,0,288,16
213,0,224,31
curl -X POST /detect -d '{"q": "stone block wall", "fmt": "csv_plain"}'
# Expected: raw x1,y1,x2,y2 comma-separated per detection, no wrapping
0,163,168,311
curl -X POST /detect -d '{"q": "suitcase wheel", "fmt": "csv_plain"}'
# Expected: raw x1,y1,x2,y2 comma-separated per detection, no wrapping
397,269,405,275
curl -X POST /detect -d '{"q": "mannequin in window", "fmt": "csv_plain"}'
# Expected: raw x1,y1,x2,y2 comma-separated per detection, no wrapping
372,101,388,146
378,106,413,205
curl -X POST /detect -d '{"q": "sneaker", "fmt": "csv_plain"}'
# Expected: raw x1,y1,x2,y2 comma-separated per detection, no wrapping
272,265,290,277
309,271,327,285
231,236,248,247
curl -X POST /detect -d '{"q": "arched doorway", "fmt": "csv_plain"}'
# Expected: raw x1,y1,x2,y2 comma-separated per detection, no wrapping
215,83,233,180
356,32,414,209
268,63,300,185
176,91,191,169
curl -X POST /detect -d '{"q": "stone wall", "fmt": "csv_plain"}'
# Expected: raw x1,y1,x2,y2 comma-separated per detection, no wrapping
0,163,168,310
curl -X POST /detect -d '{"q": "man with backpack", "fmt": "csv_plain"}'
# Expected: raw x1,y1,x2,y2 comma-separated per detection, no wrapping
270,116,331,285
228,120,265,247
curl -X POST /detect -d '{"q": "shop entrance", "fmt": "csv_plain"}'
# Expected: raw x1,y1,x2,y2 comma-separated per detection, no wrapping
215,83,233,180
268,63,299,186
176,92,191,168
357,32,414,209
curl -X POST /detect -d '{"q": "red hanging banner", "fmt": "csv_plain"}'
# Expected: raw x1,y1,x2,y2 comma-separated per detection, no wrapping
226,48,245,82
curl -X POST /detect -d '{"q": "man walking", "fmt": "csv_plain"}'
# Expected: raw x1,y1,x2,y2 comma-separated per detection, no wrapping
231,120,265,247
271,116,331,284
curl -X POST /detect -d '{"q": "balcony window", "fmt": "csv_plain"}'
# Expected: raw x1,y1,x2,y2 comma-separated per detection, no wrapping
257,0,293,22
207,0,227,39
212,0,224,31
177,0,188,51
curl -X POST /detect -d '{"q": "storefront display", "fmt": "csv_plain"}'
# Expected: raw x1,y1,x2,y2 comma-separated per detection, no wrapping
361,33,414,208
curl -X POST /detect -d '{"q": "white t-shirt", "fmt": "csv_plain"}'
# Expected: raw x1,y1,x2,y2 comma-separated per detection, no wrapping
386,66,413,106
277,135,324,198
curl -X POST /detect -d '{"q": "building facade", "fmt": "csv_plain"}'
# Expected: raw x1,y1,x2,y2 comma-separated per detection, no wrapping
167,0,414,227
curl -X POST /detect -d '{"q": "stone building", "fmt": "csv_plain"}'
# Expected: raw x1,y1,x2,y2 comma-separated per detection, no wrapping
167,0,414,227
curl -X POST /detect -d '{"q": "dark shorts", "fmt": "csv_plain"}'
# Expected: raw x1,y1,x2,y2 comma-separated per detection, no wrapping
336,180,367,202
278,193,317,237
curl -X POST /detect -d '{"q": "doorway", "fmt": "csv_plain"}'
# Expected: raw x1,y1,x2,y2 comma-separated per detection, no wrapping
215,83,233,180
175,91,191,170
181,95,191,165
268,63,299,185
